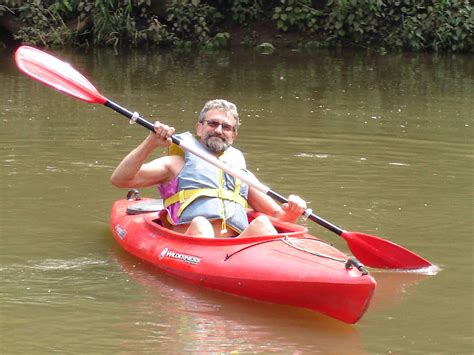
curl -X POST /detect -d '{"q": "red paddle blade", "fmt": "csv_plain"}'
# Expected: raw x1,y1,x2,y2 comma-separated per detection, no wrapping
15,46,107,104
341,231,433,270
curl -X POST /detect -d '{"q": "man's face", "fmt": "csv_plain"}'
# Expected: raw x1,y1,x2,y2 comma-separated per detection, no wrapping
196,108,237,154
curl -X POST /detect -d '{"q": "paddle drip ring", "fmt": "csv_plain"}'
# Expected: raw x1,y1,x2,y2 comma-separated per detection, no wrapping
302,208,313,220
129,111,139,124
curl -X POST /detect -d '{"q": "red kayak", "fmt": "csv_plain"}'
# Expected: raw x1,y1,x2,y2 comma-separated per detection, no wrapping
110,196,376,324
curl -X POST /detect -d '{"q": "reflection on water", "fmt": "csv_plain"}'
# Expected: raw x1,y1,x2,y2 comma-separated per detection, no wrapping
370,270,432,311
1,47,472,353
112,250,362,354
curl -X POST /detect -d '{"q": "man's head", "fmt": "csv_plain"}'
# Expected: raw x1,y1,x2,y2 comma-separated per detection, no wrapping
196,99,240,154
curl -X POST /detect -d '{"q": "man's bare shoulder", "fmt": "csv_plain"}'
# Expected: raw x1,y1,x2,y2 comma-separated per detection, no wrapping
166,154,185,173
141,154,184,185
160,154,185,176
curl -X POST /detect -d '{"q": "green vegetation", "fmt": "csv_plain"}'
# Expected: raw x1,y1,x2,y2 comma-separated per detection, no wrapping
0,0,472,52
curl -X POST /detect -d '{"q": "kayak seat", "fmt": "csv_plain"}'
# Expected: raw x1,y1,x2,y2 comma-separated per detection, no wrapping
126,199,164,215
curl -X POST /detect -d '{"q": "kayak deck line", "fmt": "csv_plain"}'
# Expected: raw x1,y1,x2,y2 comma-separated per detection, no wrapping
224,236,363,272
281,237,370,275
109,194,376,324
281,236,346,263
224,238,284,261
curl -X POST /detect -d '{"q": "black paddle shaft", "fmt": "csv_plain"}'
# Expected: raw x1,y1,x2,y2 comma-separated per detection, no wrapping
105,100,183,146
266,190,345,236
105,100,155,132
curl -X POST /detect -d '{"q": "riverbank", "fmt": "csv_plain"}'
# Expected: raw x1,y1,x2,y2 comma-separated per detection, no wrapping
0,1,472,53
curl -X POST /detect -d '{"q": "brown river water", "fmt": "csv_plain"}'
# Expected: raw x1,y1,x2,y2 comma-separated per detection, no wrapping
1,47,472,353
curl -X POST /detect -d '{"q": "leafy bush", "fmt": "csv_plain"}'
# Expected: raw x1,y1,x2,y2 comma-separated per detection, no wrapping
85,0,173,47
271,0,472,52
1,0,472,52
272,0,323,32
6,0,76,47
324,0,474,51
229,0,262,26
166,0,222,45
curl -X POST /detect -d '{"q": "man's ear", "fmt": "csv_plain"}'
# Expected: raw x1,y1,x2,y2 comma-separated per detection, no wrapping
196,121,203,137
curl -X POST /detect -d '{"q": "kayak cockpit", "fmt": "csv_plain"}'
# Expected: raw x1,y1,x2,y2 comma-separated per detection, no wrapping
124,196,310,241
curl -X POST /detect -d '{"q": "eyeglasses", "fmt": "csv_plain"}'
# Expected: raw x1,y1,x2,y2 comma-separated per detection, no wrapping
202,119,235,132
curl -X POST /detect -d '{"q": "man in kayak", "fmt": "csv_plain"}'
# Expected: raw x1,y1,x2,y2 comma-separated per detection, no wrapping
111,99,307,238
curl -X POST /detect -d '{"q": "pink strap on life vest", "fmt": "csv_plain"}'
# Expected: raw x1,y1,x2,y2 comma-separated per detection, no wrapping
158,177,180,224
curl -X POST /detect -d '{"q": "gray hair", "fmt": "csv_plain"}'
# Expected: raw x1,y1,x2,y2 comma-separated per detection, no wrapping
198,99,241,131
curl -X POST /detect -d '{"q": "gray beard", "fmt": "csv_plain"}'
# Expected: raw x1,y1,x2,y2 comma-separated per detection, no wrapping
204,135,229,154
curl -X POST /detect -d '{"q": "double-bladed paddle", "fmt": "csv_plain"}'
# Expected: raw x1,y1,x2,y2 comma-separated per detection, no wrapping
14,45,432,270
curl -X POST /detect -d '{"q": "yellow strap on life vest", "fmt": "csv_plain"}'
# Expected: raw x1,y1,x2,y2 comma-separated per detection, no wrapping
164,188,248,216
218,168,227,233
233,177,242,204
168,143,185,157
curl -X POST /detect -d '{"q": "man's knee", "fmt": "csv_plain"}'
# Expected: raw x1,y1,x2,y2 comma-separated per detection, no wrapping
186,216,214,238
191,216,210,225
248,215,277,235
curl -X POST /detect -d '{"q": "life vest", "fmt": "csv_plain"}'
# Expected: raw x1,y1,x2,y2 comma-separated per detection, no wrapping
158,132,249,233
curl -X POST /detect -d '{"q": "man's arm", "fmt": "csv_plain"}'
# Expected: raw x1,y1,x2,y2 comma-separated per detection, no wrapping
110,121,180,188
247,186,307,223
